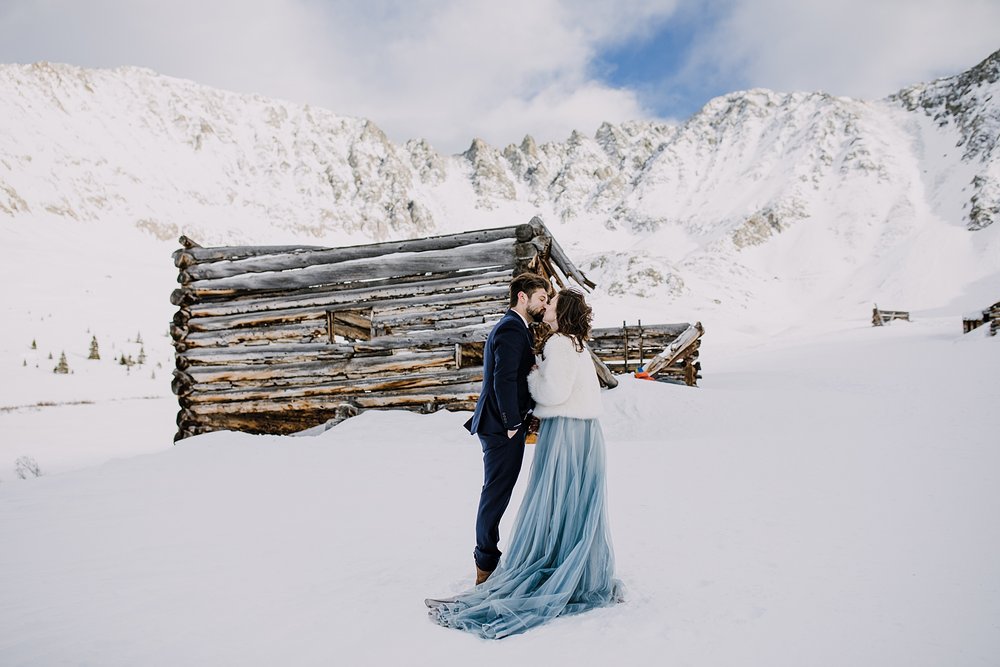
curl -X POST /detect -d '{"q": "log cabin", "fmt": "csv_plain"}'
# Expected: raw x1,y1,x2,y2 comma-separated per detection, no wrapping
170,217,703,440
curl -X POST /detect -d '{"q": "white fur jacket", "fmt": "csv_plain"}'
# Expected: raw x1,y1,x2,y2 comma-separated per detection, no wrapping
526,333,602,419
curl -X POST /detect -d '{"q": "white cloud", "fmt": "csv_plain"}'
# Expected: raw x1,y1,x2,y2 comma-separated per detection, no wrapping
1,0,995,154
681,0,1000,100
0,0,679,152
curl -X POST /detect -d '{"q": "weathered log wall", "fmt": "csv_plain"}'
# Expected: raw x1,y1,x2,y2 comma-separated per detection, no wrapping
171,220,589,440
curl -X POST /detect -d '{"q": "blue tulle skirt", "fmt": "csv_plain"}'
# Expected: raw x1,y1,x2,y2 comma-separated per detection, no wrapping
427,416,623,639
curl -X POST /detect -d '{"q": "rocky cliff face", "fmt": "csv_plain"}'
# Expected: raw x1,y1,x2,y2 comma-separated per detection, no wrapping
890,49,1000,231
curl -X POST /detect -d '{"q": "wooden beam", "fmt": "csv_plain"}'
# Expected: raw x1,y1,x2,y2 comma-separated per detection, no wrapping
181,225,533,280
181,240,519,292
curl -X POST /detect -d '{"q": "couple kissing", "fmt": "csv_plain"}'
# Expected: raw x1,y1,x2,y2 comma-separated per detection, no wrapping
426,272,623,639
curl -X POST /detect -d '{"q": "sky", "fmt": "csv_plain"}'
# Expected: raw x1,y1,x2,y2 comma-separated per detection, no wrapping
0,0,998,154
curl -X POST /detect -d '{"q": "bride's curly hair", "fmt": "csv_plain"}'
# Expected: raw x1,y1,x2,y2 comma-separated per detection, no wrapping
532,288,593,357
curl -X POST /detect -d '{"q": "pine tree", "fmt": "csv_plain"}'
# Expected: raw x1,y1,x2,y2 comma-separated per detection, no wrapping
47,351,53,360
88,335,100,360
135,331,143,344
22,359,27,367
137,346,146,365
54,351,70,374
31,339,37,349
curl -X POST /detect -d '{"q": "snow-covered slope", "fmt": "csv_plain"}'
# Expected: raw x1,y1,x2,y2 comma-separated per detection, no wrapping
1,317,997,664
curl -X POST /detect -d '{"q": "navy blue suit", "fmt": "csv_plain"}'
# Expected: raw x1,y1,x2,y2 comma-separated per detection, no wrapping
464,309,536,572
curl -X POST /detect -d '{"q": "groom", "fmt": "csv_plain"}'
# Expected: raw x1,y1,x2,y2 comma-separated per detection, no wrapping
464,272,551,585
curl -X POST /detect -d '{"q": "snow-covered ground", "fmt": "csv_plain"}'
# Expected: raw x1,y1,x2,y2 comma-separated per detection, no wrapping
1,313,997,665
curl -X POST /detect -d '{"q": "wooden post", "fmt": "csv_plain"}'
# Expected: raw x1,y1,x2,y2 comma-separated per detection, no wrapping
637,319,644,369
622,320,629,373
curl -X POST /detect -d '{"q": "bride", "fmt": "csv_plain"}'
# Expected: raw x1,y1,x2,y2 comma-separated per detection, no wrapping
426,288,623,639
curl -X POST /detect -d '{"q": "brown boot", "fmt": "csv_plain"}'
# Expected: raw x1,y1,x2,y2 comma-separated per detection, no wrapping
475,565,493,585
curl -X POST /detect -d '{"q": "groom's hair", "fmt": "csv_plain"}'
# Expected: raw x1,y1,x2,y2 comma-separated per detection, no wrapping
509,272,551,308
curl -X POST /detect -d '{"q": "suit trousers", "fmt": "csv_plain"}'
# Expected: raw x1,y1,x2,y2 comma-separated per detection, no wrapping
473,426,527,572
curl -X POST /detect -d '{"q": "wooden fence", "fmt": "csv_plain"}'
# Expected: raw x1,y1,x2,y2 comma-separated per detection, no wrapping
872,305,910,326
589,321,703,386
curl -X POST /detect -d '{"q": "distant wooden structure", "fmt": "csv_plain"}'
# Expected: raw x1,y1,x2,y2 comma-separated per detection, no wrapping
872,304,910,326
589,321,703,386
170,217,704,440
963,300,1000,336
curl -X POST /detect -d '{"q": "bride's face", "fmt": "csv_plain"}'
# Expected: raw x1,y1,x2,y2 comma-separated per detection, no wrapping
543,293,559,330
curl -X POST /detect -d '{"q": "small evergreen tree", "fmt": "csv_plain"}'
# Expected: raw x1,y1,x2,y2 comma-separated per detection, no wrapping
22,359,27,367
88,335,100,360
137,346,146,365
31,339,37,349
135,331,143,344
47,351,53,360
53,351,69,374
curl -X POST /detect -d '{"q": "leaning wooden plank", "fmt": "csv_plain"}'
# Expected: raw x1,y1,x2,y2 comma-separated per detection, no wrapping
587,346,619,389
642,323,705,376
181,225,533,280
527,216,596,290
182,238,518,290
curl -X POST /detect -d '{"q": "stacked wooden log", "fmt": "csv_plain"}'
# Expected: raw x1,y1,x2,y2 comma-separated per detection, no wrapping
872,305,910,326
589,322,703,386
171,221,580,440
990,301,1000,337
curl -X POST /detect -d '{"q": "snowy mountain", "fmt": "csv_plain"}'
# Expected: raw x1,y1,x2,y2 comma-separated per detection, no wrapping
1,50,999,401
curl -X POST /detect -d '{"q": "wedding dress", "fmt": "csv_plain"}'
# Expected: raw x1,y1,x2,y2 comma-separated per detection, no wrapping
427,334,623,639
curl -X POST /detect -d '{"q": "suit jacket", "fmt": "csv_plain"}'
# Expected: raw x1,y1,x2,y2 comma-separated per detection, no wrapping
465,309,536,436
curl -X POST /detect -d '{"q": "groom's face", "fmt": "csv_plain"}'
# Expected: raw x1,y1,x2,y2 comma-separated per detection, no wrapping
523,289,549,321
